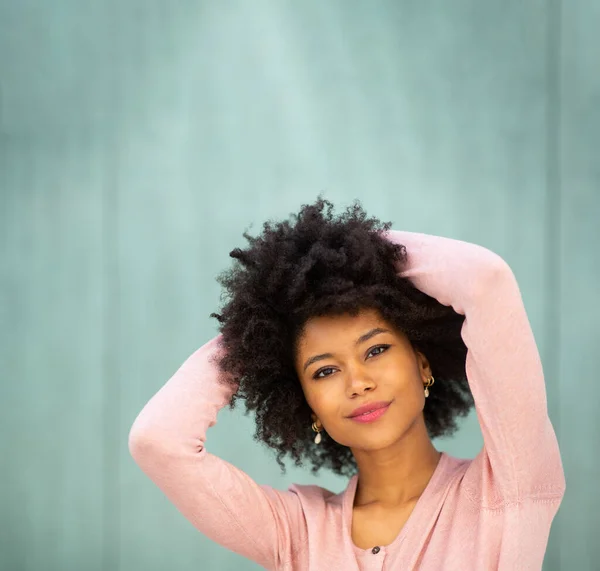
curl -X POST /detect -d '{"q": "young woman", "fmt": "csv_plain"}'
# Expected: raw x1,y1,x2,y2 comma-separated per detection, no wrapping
129,198,565,570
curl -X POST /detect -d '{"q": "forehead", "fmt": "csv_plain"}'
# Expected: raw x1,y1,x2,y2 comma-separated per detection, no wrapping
296,308,400,350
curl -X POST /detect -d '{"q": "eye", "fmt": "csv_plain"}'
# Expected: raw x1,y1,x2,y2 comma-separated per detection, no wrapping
313,367,336,379
367,344,390,358
312,345,390,379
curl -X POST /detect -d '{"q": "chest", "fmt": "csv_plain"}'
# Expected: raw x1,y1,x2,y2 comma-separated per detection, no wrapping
351,500,418,550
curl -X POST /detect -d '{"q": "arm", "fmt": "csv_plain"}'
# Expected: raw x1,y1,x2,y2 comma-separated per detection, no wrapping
384,230,566,503
128,335,306,569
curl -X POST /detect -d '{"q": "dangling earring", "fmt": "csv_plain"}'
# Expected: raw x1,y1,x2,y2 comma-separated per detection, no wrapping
424,375,435,398
311,421,322,444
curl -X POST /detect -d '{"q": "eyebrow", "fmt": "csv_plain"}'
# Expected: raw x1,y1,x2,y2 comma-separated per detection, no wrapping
302,327,392,372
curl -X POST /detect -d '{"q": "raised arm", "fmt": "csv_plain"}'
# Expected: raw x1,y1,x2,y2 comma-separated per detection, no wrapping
128,335,306,568
384,230,566,502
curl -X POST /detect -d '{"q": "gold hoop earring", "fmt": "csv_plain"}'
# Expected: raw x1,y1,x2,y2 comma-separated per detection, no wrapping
311,421,322,444
424,375,435,398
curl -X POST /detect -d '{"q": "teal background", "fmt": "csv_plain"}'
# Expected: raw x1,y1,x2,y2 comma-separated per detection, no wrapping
1,1,598,570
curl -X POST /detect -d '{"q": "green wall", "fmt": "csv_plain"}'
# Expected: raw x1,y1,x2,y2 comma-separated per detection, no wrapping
1,1,598,569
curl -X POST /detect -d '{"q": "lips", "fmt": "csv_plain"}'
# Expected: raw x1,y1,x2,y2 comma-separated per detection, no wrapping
347,400,392,418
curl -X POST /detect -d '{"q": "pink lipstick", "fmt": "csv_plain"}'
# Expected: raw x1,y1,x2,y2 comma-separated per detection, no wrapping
347,401,392,424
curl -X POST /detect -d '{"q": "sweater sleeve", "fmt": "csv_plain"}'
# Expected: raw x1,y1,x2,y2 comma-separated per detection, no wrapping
128,335,306,569
384,230,566,504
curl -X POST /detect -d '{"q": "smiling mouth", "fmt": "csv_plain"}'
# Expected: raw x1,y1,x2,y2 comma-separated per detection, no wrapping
348,402,392,424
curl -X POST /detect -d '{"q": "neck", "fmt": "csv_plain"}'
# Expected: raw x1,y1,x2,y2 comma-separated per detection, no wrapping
351,416,442,508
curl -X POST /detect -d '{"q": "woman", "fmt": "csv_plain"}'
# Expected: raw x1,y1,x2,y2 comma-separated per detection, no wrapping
129,198,565,570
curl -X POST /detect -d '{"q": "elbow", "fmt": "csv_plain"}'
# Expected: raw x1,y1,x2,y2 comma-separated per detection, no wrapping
127,405,166,458
128,417,165,462
128,425,151,462
128,426,174,473
471,255,515,300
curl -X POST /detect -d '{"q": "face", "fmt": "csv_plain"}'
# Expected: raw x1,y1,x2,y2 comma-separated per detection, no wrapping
294,307,432,452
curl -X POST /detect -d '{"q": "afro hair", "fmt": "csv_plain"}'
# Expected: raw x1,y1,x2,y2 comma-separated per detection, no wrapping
211,198,474,477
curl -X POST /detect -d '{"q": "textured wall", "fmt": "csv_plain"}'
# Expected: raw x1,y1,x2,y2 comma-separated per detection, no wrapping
1,1,598,570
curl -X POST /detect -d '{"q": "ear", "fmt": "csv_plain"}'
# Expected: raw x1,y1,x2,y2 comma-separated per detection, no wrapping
414,350,432,379
311,413,321,427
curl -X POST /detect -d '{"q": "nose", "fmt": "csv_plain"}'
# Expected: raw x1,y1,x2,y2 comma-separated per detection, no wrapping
345,363,376,397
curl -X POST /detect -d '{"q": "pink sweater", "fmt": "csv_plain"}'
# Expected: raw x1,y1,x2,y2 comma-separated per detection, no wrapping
128,231,566,570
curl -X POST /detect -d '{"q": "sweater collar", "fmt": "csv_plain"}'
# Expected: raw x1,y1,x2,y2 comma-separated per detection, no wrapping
341,451,452,557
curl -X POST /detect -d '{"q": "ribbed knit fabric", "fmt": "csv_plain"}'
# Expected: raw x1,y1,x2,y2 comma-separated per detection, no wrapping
129,231,566,570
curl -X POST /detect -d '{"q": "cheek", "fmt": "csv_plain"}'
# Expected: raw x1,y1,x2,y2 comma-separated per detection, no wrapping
379,355,421,390
387,375,426,408
303,382,340,419
307,386,329,410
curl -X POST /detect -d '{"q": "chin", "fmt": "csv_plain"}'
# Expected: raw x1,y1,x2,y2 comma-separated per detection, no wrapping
352,432,403,452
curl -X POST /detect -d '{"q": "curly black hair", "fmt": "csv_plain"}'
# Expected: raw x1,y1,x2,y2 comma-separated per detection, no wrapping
210,198,474,477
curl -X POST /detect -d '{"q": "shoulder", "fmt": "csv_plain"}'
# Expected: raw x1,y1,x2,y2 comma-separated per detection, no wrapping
287,478,352,511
